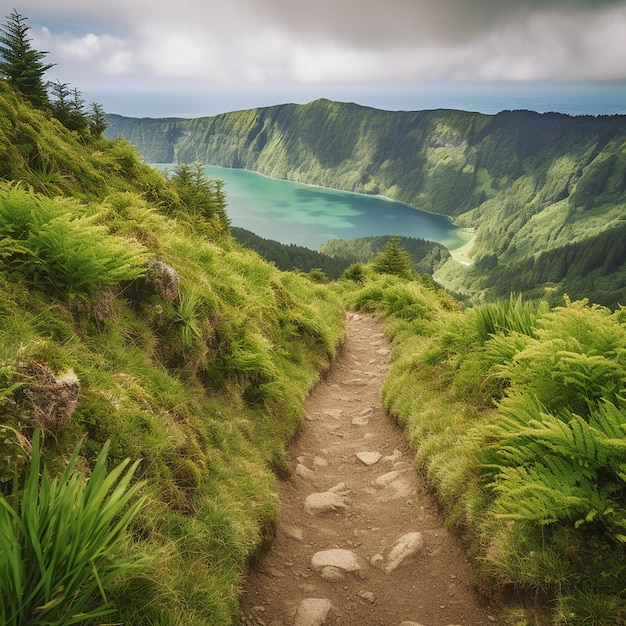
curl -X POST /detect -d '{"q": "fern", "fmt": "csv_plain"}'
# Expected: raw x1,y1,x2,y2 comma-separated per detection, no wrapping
0,237,31,260
0,185,148,294
27,215,148,293
493,472,626,546
492,461,626,541
496,309,626,418
0,184,58,239
485,331,533,366
479,398,626,541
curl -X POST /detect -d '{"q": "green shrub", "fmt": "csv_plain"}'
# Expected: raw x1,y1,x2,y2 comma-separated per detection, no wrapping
342,262,366,283
378,292,626,624
494,299,626,417
371,234,415,279
306,267,328,284
170,162,229,231
479,398,626,538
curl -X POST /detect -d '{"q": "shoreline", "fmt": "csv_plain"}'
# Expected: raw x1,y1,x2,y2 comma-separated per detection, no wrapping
152,162,473,252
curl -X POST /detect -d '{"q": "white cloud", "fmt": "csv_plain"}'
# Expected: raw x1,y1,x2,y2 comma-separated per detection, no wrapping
101,49,134,76
57,33,101,61
18,0,626,89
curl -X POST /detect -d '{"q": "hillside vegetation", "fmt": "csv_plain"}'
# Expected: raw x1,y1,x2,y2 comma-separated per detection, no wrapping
106,100,626,308
229,228,449,281
230,226,353,280
0,82,344,624
335,271,626,626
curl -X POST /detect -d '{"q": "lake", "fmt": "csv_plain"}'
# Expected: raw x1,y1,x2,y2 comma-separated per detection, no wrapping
201,165,470,251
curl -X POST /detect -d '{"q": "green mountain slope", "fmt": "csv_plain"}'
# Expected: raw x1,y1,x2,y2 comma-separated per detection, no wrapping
230,226,353,279
106,100,626,307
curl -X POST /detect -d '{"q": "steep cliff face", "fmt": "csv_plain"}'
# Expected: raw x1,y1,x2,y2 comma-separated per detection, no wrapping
106,100,626,307
107,100,493,216
105,100,626,218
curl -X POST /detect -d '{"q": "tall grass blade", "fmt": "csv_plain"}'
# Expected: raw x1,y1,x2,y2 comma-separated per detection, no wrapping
0,430,147,625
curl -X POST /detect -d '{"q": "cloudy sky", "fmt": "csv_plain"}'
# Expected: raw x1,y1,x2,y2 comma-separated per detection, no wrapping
10,0,626,117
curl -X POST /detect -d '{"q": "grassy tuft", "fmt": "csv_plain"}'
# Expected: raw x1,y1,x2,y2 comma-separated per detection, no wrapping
0,431,146,625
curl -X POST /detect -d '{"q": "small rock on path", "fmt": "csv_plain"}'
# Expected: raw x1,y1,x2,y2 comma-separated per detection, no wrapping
239,312,496,626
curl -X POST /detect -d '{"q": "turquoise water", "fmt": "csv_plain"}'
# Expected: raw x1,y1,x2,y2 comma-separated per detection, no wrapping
202,165,469,251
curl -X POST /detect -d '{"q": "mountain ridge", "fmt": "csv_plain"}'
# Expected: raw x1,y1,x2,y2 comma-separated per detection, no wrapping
105,99,626,307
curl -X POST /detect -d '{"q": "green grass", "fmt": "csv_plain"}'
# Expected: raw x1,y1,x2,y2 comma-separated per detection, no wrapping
0,208,344,624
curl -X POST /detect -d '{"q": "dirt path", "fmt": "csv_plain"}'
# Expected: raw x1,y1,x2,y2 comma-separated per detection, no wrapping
239,312,498,626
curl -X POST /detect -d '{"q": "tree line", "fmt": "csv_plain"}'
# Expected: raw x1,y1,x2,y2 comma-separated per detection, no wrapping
230,227,353,280
480,222,626,308
0,9,107,137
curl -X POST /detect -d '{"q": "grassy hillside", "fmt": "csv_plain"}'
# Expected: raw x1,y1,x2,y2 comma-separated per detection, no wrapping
106,101,626,308
335,270,626,626
0,83,345,624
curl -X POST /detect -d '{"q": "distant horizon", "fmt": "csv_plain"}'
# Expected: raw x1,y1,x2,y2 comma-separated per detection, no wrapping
94,81,626,119
21,2,626,120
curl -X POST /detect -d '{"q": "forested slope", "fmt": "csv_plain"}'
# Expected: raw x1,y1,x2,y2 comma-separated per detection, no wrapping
106,101,626,308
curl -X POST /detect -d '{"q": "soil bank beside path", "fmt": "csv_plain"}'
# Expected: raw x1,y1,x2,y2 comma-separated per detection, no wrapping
239,312,498,626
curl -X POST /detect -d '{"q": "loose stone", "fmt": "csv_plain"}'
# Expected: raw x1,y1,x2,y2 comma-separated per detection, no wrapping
320,566,344,581
370,553,384,568
310,549,362,574
385,532,424,572
295,464,316,480
294,598,332,626
383,449,403,463
356,451,382,466
283,525,304,541
358,590,376,604
374,470,404,487
304,491,348,515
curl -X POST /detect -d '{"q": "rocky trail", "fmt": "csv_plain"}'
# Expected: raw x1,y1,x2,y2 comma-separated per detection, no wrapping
239,312,498,626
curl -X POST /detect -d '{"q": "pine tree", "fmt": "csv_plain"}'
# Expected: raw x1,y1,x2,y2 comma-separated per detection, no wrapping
48,79,71,120
0,9,55,108
372,234,415,279
88,102,108,136
68,87,88,133
49,81,90,133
